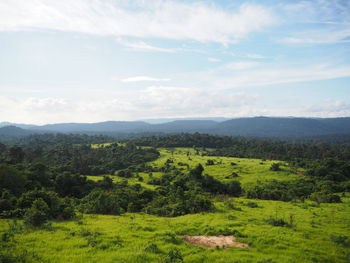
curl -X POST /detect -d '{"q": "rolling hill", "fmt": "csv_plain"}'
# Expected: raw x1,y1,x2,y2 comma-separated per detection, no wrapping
1,117,350,139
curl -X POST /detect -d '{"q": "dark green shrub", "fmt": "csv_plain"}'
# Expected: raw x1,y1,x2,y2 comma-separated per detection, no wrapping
164,248,183,263
330,235,349,247
163,232,182,244
23,199,49,226
270,163,281,171
144,243,162,254
310,192,342,203
245,202,259,208
79,189,122,215
266,218,288,227
205,159,215,165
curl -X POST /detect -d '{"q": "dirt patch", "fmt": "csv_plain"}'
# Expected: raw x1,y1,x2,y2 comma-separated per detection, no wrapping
182,235,249,248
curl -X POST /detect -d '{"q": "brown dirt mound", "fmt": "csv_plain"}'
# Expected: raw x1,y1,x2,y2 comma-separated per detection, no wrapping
182,235,249,248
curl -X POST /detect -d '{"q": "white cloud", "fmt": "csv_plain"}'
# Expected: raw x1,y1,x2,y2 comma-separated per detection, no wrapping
2,90,350,124
224,61,260,71
244,53,266,59
0,89,261,123
208,57,221,63
22,97,71,112
280,0,350,45
116,38,180,53
223,51,267,59
201,62,350,90
281,29,350,44
120,76,171,82
306,100,350,116
0,0,275,45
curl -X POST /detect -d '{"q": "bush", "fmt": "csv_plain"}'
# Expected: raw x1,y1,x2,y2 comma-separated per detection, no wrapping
79,189,122,215
144,243,162,254
270,163,281,171
330,235,349,247
162,232,182,245
205,159,215,165
266,218,289,227
245,201,259,208
164,248,183,263
24,199,49,226
309,192,342,203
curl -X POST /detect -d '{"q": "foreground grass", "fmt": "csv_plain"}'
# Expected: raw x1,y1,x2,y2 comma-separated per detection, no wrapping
1,197,350,263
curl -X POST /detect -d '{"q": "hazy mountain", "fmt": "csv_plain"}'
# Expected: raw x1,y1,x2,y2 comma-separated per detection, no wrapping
0,122,37,129
212,117,349,137
141,117,229,124
29,121,151,133
0,126,36,138
1,117,350,139
149,120,218,133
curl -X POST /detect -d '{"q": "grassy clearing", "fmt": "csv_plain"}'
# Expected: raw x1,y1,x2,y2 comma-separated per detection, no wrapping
1,197,349,263
154,148,297,187
87,148,299,190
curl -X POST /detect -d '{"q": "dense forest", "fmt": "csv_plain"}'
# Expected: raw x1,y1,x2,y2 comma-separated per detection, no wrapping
131,133,350,160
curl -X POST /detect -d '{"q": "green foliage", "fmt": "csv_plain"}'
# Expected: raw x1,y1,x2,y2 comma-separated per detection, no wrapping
269,163,281,171
205,159,215,165
144,243,162,254
246,179,314,201
309,192,342,203
330,235,349,247
54,172,94,198
266,217,289,227
0,164,27,196
245,201,259,208
164,248,183,263
23,198,49,227
17,189,75,220
79,189,123,215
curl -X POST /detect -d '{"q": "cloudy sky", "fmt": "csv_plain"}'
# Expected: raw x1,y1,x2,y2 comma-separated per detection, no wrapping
0,0,350,124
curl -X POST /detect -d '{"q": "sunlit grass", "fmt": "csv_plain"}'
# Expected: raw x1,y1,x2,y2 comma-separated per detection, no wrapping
1,197,349,262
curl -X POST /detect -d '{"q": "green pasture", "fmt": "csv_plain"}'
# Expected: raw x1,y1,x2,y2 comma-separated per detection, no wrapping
87,147,300,190
1,197,349,263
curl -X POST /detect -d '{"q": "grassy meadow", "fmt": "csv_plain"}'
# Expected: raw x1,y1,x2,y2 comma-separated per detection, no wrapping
1,147,349,263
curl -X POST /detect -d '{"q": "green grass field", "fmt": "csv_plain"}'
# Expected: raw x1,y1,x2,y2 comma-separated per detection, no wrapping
1,147,349,263
88,147,299,189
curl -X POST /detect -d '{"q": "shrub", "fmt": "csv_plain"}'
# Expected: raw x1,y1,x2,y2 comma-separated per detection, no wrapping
205,159,215,165
270,163,281,171
330,235,349,247
164,248,183,263
309,192,342,203
245,202,259,208
79,189,122,215
24,199,50,227
266,218,289,227
163,232,182,244
144,243,162,254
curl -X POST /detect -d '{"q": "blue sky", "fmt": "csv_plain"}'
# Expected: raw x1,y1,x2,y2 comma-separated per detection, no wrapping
0,0,349,124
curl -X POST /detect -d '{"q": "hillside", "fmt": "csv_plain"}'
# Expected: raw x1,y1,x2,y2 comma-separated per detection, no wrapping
1,117,350,139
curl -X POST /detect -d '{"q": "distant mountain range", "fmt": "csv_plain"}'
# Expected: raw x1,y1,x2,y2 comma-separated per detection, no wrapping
1,117,350,139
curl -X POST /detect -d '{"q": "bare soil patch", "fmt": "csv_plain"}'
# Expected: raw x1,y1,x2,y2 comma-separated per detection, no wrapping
182,235,249,248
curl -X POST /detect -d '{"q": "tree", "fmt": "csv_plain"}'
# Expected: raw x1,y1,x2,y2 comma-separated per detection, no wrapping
8,146,25,164
24,198,50,226
189,164,204,180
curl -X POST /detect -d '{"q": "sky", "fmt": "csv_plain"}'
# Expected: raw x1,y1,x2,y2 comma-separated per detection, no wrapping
0,0,350,124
